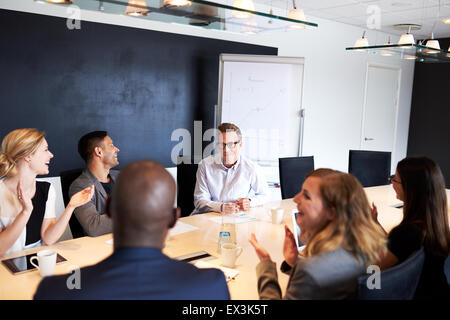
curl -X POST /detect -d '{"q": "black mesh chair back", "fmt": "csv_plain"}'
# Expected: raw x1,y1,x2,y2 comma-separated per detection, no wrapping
176,162,199,217
279,156,314,199
348,150,391,187
357,248,425,300
60,168,86,238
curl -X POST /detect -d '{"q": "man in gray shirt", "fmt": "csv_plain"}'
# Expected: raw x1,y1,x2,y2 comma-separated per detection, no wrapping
69,131,120,237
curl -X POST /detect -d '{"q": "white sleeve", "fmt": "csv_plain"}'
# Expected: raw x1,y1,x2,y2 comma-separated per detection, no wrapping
44,184,56,219
249,164,270,207
193,161,222,214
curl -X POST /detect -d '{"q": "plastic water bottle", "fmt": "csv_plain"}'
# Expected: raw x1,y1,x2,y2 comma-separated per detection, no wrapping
217,214,236,254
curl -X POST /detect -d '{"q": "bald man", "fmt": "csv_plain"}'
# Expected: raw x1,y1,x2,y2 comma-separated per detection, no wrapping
34,160,230,300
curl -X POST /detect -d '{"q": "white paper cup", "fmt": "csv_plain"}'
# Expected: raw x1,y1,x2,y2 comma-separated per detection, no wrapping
221,243,243,268
30,250,57,277
271,207,284,224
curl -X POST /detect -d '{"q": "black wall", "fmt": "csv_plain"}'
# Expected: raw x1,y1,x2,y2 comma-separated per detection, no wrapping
407,37,450,187
0,9,277,175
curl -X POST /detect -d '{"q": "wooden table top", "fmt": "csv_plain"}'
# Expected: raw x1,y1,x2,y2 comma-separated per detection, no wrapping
1,185,447,300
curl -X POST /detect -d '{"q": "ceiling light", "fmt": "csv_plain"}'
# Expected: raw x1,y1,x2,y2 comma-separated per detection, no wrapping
381,37,394,56
232,0,255,19
126,0,149,16
424,33,440,54
45,0,73,3
164,0,192,7
287,0,305,29
442,18,450,24
353,31,369,51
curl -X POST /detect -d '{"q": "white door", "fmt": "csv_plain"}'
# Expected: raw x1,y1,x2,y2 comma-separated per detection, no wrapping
361,65,400,172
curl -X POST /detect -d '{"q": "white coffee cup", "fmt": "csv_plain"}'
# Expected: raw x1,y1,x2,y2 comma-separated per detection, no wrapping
271,207,284,224
30,250,57,277
221,243,243,268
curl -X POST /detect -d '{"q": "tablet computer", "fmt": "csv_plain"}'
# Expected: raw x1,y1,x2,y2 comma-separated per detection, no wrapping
175,251,216,263
1,252,67,275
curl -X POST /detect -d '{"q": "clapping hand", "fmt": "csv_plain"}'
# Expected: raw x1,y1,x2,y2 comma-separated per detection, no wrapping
68,185,95,209
17,180,33,216
371,202,378,221
283,225,299,267
249,233,271,262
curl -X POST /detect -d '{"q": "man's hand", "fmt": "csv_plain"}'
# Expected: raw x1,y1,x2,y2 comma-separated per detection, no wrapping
236,198,250,212
221,202,239,214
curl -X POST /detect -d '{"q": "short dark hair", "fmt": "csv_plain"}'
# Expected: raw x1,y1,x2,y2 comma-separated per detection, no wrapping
78,131,107,163
218,123,242,140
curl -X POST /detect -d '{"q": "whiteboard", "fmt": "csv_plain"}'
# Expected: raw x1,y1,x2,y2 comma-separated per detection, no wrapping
218,54,305,166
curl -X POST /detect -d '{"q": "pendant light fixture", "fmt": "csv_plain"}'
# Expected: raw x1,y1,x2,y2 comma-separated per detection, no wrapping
398,26,415,45
45,0,73,3
164,0,192,7
232,0,255,19
381,37,394,56
287,0,305,29
353,31,369,51
126,0,149,16
424,32,441,53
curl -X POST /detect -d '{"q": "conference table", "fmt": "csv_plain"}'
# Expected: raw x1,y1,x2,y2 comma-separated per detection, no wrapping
1,185,448,300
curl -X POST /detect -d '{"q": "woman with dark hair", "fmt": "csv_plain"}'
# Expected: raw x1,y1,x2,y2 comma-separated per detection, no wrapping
375,156,450,299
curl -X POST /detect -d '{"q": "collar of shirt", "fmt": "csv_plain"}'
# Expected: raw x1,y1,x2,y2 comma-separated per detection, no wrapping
217,153,241,172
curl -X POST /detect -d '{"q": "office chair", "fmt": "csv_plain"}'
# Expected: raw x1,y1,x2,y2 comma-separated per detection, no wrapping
60,168,86,239
278,156,314,199
176,162,199,217
357,248,425,300
348,150,391,187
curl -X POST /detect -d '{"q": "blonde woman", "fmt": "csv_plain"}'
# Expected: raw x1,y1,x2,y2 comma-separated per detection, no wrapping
0,128,94,256
249,170,387,299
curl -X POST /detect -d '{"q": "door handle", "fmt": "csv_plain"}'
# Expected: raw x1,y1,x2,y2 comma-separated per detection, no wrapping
364,137,374,141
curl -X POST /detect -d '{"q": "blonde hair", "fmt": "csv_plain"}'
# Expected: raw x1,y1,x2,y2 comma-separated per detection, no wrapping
302,172,387,266
0,128,45,178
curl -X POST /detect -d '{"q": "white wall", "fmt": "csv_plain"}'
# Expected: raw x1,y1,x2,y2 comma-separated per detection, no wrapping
1,0,415,172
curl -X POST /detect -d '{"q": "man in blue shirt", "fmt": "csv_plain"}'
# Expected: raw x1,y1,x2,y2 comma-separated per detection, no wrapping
192,123,269,215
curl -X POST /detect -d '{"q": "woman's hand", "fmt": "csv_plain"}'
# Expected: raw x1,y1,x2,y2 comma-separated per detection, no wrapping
249,233,271,262
17,180,33,217
68,185,95,209
283,225,299,267
371,202,378,221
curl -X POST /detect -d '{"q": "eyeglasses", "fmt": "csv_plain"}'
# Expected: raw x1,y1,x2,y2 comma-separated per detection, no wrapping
218,141,240,149
389,175,401,184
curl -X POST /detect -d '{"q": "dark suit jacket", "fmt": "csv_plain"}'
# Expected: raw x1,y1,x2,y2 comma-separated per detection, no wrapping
69,169,119,237
34,247,230,300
